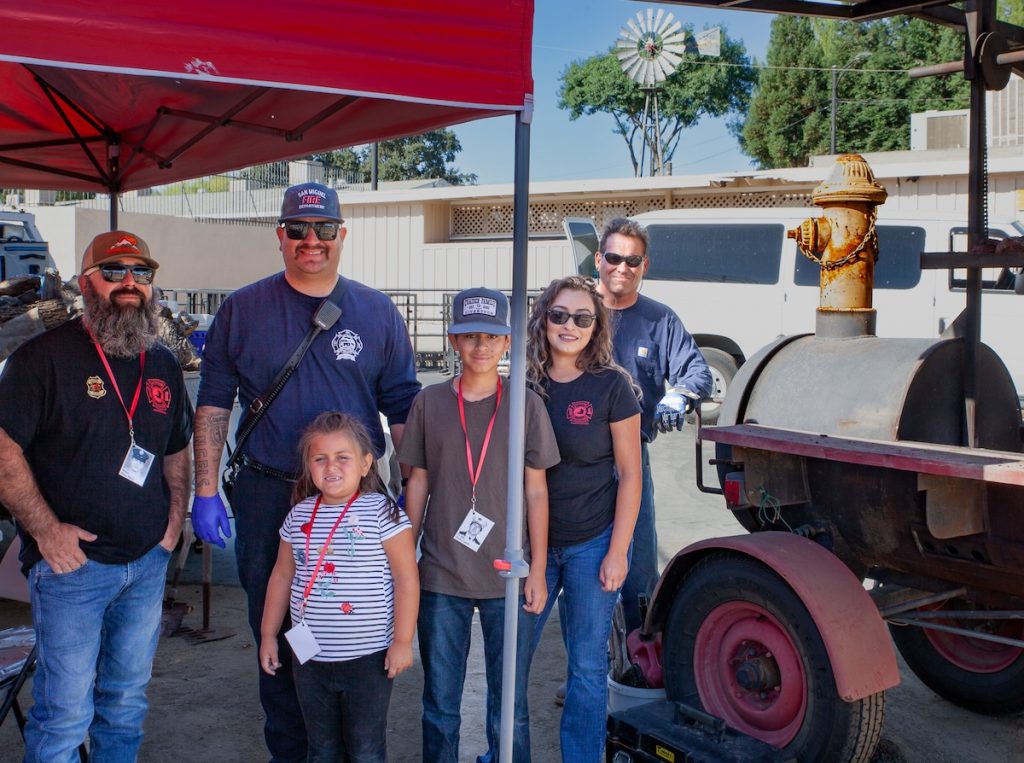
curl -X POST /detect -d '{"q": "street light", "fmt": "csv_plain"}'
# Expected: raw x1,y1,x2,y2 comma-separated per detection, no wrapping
830,52,871,155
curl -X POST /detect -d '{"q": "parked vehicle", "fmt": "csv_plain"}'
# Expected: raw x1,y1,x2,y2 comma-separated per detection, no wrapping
564,208,1024,421
0,210,54,284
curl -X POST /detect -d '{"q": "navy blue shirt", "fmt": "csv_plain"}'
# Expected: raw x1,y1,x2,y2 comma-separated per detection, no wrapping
197,273,420,470
608,294,712,442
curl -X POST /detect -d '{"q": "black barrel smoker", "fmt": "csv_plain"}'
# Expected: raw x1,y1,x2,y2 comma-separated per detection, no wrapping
640,155,1024,763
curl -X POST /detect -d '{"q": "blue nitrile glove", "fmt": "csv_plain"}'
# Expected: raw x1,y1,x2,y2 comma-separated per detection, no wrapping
655,387,700,433
191,494,231,548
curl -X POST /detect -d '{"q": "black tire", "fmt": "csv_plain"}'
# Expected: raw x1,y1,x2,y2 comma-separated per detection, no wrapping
697,347,738,426
890,601,1024,716
663,554,884,762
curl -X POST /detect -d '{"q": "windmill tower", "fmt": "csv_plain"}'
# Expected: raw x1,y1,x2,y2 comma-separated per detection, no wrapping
616,8,720,176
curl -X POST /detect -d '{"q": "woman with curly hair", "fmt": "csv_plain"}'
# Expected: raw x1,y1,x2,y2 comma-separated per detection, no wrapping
520,275,642,762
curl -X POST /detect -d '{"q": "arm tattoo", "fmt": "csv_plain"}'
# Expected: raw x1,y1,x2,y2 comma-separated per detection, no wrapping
193,406,231,492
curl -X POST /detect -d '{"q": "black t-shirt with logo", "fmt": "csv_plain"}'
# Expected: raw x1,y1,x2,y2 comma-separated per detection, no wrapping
541,369,640,547
0,319,194,573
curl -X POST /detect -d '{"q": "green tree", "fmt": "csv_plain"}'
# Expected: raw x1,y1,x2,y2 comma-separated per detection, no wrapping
742,17,969,168
313,128,476,185
741,16,827,169
557,27,755,175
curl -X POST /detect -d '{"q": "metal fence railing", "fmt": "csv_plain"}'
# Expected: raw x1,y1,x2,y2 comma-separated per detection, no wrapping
161,286,541,374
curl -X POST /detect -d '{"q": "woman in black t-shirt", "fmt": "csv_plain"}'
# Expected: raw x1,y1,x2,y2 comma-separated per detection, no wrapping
521,275,642,762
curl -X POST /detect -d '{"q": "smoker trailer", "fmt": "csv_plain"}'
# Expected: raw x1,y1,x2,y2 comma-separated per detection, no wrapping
639,152,1024,763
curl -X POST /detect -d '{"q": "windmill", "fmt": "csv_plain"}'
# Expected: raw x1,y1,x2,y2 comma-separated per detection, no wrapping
616,8,720,175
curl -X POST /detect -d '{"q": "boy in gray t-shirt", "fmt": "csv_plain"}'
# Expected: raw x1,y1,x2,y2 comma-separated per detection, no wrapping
398,287,559,763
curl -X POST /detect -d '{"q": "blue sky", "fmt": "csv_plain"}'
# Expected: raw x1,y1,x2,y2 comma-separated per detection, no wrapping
452,1,777,184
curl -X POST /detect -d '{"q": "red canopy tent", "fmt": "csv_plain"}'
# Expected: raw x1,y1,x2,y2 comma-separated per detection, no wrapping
0,3,537,758
0,1,533,194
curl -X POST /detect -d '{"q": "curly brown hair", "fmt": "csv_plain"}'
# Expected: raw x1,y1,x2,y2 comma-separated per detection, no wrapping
525,276,638,399
291,411,399,522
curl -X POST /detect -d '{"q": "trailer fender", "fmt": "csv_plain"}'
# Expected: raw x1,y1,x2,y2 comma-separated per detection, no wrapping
647,531,899,701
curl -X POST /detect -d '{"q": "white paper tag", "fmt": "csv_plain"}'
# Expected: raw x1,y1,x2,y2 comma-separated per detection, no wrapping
119,444,154,486
284,620,320,664
454,508,495,552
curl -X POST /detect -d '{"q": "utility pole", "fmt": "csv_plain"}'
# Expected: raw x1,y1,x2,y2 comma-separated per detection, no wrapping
830,65,838,155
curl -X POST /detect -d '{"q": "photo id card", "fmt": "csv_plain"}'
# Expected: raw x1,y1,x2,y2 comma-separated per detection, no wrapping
119,444,154,486
454,508,495,552
285,620,320,664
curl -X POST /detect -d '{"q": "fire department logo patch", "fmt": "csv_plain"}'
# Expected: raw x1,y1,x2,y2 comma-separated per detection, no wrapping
566,401,593,426
86,375,106,399
146,378,171,414
331,329,363,362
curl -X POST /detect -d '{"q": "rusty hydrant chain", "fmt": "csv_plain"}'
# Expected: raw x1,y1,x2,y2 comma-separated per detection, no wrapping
795,209,879,271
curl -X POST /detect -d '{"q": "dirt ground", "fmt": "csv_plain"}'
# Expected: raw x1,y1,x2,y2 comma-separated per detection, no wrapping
2,425,1024,762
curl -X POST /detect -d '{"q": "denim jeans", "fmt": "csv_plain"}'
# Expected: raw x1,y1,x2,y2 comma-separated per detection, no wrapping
418,591,533,763
24,542,171,763
232,467,307,763
293,649,392,763
522,524,622,763
621,443,658,632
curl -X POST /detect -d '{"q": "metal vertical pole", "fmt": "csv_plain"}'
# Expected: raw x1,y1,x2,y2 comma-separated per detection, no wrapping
371,142,379,190
108,141,120,230
499,104,531,763
830,66,838,155
963,0,991,448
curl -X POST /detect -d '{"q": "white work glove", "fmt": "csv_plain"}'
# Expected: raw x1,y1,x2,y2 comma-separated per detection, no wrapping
655,387,700,433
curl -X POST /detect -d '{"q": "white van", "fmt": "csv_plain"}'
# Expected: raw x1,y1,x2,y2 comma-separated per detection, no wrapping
564,208,1024,418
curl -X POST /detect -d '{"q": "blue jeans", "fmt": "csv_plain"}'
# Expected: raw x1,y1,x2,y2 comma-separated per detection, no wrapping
418,591,532,763
232,468,307,763
522,525,623,763
24,543,170,763
621,443,657,632
293,649,392,763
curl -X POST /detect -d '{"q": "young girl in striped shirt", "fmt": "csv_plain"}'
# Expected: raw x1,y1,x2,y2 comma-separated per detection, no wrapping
260,411,419,762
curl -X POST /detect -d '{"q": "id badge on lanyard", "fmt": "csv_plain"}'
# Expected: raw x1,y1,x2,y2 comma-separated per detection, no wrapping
90,333,153,486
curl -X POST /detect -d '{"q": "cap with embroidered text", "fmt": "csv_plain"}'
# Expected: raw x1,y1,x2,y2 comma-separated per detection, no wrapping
80,230,159,272
449,287,511,335
279,182,342,222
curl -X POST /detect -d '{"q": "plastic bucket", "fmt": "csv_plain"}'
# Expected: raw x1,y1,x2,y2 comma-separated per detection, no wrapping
607,676,666,714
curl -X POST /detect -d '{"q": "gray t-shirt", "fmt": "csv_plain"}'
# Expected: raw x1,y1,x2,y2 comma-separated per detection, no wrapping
397,378,560,598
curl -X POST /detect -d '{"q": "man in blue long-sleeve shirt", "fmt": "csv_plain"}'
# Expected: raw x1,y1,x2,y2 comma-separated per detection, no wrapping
596,217,712,633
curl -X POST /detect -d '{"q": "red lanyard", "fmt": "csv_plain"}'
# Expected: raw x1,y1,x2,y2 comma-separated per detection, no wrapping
457,377,502,507
89,331,145,444
299,491,360,614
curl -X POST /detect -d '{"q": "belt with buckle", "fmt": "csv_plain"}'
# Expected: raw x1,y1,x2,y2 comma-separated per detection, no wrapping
238,454,298,483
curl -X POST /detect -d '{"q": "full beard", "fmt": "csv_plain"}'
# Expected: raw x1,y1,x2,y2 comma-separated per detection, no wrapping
81,279,161,358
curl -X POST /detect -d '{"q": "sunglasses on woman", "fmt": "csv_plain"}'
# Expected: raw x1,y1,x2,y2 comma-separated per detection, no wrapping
87,264,155,285
602,252,645,268
546,309,597,329
281,221,341,241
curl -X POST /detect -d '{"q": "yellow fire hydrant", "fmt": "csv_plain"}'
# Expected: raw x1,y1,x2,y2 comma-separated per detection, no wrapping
788,154,888,334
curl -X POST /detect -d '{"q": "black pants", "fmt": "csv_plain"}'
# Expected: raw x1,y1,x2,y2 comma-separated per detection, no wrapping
294,649,394,763
232,468,308,763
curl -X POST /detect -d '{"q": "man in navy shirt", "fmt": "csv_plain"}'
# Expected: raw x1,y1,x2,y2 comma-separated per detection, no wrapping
190,183,420,762
595,217,712,634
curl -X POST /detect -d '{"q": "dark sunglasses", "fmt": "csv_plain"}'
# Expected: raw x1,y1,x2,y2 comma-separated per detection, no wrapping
547,309,597,329
602,252,645,268
281,221,340,241
89,264,155,285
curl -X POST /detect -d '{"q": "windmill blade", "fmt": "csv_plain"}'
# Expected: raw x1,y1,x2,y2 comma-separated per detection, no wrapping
618,25,641,44
659,49,684,71
626,17,644,40
696,28,722,57
654,55,677,82
663,19,684,40
646,7,656,35
655,10,677,37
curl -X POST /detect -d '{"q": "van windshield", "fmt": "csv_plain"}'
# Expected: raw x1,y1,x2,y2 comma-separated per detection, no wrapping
793,225,925,289
646,223,784,284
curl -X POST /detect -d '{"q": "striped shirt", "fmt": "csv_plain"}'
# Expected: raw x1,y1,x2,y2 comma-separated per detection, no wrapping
281,492,410,661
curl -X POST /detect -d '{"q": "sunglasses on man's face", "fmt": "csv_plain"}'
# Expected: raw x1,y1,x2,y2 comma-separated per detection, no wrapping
89,264,155,285
546,309,597,329
602,252,645,268
281,221,341,241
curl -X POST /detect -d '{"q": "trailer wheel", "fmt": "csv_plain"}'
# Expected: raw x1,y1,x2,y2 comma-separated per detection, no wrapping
696,348,737,426
663,554,884,762
890,601,1024,716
